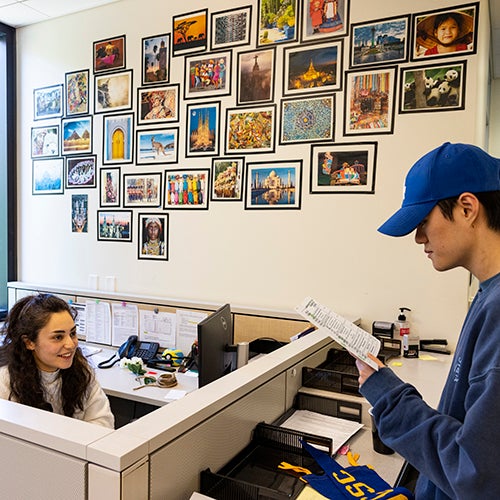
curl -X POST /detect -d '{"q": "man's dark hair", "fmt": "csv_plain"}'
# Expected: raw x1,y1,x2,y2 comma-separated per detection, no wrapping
437,191,500,230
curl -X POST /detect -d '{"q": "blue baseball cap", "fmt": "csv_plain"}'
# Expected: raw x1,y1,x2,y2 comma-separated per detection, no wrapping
378,142,500,237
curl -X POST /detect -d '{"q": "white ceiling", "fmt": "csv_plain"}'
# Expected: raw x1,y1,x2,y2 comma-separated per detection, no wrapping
0,0,500,79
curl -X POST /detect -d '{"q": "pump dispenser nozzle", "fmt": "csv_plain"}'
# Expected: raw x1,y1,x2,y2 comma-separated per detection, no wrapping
398,307,411,321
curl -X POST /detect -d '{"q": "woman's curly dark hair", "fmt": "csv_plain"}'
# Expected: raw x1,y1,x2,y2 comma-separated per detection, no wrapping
0,294,92,416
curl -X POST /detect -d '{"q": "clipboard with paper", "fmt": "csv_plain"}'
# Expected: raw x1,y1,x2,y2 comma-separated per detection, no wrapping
296,297,381,371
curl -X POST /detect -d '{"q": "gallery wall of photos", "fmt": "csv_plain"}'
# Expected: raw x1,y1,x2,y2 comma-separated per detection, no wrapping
29,0,479,262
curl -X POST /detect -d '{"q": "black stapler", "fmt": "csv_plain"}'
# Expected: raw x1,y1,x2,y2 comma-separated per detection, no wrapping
419,339,451,355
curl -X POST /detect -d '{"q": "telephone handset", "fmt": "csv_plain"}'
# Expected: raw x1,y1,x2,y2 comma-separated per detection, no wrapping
98,335,160,369
118,335,159,361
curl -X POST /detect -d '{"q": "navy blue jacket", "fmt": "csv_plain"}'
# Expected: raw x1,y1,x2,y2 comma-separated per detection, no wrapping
360,272,500,499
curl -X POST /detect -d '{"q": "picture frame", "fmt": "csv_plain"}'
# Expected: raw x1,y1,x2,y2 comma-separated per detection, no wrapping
33,84,63,120
32,158,64,195
97,210,132,242
123,173,162,208
163,169,210,210
211,157,245,202
411,3,479,61
71,194,88,233
257,0,298,46
172,9,208,57
344,67,397,136
302,0,349,42
61,116,93,155
141,33,170,85
94,69,133,114
184,51,232,100
350,15,410,69
310,142,377,194
65,69,90,116
99,167,121,207
31,124,60,158
65,155,96,189
138,213,169,261
211,6,252,50
400,61,467,113
283,40,343,96
93,34,126,74
244,160,302,210
225,104,276,154
103,113,133,165
280,95,335,145
186,101,220,157
137,84,180,125
237,47,275,105
136,127,179,165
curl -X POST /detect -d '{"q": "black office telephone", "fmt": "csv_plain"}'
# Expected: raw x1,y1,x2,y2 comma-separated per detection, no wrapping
98,335,160,369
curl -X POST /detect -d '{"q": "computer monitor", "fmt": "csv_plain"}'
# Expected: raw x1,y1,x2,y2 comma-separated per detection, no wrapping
197,303,234,388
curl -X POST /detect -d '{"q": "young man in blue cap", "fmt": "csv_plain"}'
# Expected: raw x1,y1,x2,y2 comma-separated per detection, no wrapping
355,142,500,499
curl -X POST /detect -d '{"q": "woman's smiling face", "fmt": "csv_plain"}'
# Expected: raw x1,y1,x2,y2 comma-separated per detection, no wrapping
24,311,78,372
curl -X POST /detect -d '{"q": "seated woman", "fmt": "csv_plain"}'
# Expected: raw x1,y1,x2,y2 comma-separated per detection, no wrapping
0,294,114,428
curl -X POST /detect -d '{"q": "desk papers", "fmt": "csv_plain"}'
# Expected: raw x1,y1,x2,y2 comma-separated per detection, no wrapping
296,297,380,370
280,409,363,455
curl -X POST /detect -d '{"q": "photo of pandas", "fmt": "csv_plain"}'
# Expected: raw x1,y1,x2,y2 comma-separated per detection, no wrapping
401,62,465,112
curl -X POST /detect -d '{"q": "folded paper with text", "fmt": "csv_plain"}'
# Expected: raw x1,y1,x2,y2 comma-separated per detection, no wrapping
296,297,381,370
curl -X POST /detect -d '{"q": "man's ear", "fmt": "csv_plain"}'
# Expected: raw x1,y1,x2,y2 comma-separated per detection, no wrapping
22,335,35,351
457,192,480,222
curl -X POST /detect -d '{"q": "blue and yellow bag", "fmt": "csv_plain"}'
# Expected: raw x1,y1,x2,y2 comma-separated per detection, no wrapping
282,441,414,500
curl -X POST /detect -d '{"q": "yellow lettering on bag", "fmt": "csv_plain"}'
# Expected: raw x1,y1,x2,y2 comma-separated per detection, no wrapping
346,482,376,497
333,469,356,484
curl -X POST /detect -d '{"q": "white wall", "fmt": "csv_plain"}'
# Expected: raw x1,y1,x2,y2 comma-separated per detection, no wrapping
16,0,491,346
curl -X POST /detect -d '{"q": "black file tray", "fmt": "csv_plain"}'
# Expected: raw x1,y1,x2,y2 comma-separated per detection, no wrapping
302,348,361,396
200,422,331,500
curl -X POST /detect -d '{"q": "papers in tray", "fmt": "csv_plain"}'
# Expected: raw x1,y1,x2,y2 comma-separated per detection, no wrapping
279,409,363,455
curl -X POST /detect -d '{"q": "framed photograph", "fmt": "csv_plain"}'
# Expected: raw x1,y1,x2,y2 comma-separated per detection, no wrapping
186,101,220,157
61,116,92,155
71,194,88,233
97,210,132,242
211,6,252,50
211,157,245,201
280,95,335,145
31,124,60,158
65,69,90,116
164,169,209,209
34,84,63,120
302,0,349,42
225,105,276,154
257,0,297,46
400,61,467,113
93,34,126,74
283,41,343,96
136,127,179,165
350,15,410,69
310,142,377,194
137,84,179,125
344,67,397,136
100,167,121,207
103,113,133,164
94,70,133,114
244,160,302,210
32,158,64,195
65,155,96,189
184,51,232,99
172,9,208,56
412,3,479,61
123,173,162,208
138,213,169,261
142,33,170,85
237,47,275,105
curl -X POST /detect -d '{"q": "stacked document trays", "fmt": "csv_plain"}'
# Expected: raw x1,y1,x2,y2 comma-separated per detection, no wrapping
200,393,362,500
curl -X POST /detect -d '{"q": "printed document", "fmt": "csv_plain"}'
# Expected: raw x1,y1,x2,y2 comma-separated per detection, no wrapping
296,297,380,370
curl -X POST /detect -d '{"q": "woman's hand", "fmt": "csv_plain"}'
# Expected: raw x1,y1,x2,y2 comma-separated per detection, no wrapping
355,353,385,387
